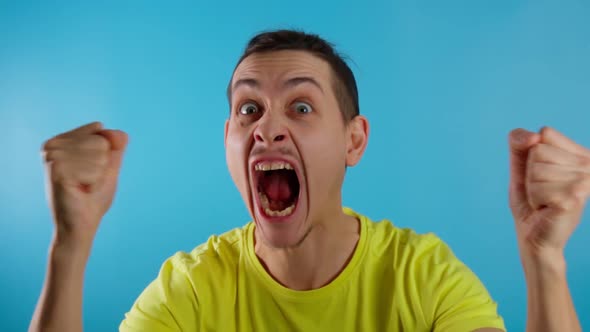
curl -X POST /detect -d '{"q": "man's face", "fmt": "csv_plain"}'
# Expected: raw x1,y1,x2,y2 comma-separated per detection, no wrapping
225,50,358,248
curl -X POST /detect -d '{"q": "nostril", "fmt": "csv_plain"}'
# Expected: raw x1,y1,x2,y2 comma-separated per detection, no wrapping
274,135,285,142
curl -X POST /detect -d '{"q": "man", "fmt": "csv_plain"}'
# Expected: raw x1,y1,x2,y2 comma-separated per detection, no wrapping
30,30,586,331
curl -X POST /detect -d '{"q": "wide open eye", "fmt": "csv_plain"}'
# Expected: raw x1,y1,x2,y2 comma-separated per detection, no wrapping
293,101,313,114
239,102,260,115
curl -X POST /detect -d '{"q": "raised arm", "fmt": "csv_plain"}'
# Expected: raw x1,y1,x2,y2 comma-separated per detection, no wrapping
508,126,586,332
29,122,128,332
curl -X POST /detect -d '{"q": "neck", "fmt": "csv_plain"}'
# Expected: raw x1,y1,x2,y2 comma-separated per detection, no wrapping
254,208,360,291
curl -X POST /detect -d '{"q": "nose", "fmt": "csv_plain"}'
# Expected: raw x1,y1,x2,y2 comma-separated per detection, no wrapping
253,112,288,144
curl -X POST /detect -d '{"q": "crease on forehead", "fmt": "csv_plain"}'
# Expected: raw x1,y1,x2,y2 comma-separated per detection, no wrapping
232,51,332,89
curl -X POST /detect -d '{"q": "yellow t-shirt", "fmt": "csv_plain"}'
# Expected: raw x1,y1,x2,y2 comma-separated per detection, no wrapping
120,208,505,331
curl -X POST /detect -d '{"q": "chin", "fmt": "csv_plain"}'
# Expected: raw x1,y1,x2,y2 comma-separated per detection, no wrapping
254,214,311,249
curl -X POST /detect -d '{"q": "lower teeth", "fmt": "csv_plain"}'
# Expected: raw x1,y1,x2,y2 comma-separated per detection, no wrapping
259,191,295,217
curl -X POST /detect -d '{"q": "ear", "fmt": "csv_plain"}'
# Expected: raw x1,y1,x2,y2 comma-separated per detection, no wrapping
224,119,229,147
345,115,369,167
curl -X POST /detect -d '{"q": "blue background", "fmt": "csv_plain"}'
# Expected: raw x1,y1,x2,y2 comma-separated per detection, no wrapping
1,1,589,331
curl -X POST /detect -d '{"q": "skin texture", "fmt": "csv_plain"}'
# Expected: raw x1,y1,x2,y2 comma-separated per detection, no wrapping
29,50,587,332
507,127,587,332
42,122,128,242
225,50,369,290
30,122,128,332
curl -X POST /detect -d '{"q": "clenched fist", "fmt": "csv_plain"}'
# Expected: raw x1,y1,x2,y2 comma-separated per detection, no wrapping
41,122,128,245
509,126,590,265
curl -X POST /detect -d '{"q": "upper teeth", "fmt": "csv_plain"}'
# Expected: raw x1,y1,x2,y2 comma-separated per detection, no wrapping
255,161,294,171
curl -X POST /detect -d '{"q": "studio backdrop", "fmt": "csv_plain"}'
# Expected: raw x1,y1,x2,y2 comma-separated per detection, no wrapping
1,1,588,331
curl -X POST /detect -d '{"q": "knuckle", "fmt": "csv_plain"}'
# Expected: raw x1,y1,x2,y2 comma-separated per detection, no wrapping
540,126,553,138
567,182,587,206
42,137,60,151
42,149,59,162
91,135,110,151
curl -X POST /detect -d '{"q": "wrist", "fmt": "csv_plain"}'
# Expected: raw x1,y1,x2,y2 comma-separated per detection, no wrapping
520,247,567,280
50,232,94,265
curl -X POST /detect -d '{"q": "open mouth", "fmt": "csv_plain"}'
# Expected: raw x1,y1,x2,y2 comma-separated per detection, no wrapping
254,160,300,218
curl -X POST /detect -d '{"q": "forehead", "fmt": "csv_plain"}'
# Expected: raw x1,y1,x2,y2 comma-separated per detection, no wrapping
231,50,333,88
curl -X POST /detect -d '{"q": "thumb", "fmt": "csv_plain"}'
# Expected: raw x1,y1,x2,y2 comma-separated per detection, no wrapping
97,129,129,173
508,128,541,215
98,129,129,151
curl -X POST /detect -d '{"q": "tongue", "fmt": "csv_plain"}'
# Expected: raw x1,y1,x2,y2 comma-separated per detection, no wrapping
261,172,292,202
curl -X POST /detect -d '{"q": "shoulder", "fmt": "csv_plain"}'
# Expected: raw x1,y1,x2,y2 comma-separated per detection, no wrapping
351,208,445,262
362,212,485,284
166,223,249,277
347,209,504,329
120,225,251,331
350,208,464,277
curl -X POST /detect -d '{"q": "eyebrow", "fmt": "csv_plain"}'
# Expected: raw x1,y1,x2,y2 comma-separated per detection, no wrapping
232,76,325,95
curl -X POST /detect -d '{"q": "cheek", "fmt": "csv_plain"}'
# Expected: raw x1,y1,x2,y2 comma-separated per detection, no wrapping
304,131,347,186
225,130,251,196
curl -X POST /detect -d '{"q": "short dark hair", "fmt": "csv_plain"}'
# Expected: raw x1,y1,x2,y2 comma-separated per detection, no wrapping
227,29,359,123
